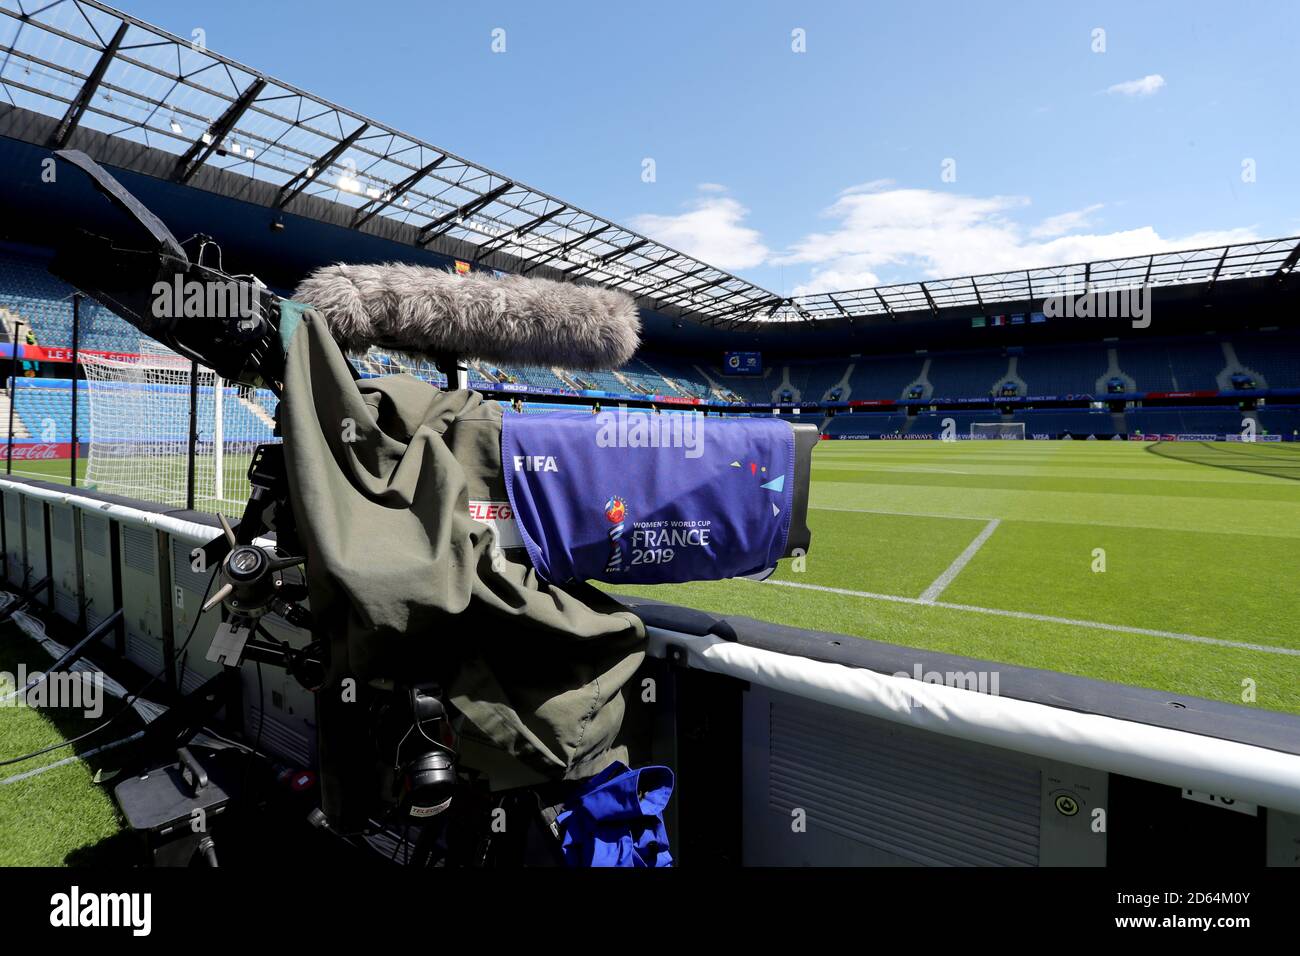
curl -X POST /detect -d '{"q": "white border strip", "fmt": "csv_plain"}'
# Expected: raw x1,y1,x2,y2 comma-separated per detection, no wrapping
0,732,144,785
647,628,1300,814
761,578,1299,656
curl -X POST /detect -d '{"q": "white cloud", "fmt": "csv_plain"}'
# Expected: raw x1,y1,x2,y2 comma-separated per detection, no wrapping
696,182,727,193
840,178,895,195
772,185,1259,292
1031,203,1105,239
631,193,769,271
634,178,1259,296
1106,74,1166,97
791,259,883,297
773,186,1031,277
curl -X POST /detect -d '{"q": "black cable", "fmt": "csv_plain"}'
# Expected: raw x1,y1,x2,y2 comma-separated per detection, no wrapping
239,660,267,805
253,661,266,754
0,564,219,769
389,822,409,864
255,624,323,693
197,835,219,867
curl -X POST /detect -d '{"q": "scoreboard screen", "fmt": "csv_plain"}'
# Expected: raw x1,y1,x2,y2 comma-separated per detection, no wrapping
724,351,762,375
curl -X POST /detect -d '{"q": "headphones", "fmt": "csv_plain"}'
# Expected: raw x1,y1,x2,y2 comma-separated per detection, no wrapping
390,684,459,819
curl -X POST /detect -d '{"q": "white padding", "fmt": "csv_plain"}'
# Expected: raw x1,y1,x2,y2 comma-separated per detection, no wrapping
648,628,1300,815
0,479,273,547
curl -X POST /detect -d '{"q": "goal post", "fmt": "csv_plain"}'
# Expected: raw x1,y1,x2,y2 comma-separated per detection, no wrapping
80,342,277,512
970,422,1026,440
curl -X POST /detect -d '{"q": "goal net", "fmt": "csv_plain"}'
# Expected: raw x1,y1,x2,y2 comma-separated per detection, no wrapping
350,346,449,386
81,341,278,513
970,422,1025,440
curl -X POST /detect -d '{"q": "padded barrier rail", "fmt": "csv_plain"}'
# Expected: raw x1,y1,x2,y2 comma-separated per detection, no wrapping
646,629,1300,815
0,478,271,549
5,477,1299,816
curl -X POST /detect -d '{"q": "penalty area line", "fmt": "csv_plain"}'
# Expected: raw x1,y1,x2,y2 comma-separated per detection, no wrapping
757,578,1300,657
919,518,1000,603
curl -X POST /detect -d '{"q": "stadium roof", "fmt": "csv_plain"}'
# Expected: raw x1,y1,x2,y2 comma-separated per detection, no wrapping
1,1,1297,333
0,0,782,323
778,236,1300,328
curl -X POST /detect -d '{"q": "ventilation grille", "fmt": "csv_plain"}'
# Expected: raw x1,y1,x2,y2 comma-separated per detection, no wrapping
24,499,42,538
248,708,312,766
768,700,1041,866
54,590,79,623
4,496,21,580
180,663,212,696
51,507,73,544
4,493,21,539
122,525,155,574
82,515,108,557
171,539,210,594
125,630,164,676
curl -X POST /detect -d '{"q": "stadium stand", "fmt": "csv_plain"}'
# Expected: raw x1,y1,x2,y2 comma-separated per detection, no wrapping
1258,405,1300,436
925,351,1016,398
10,378,88,442
1167,339,1230,392
1112,341,1178,392
355,351,449,388
2,252,1298,432
1125,405,1247,435
1115,339,1226,393
642,357,715,399
7,378,275,444
616,359,673,395
254,388,278,421
782,361,850,402
198,389,275,444
1013,344,1109,395
0,253,141,353
1226,332,1300,389
568,368,626,393
906,409,1003,437
479,363,571,390
824,413,907,436
697,365,767,403
1014,408,1117,436
847,354,925,401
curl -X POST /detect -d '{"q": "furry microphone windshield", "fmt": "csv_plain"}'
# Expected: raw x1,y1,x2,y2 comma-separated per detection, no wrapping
293,262,641,371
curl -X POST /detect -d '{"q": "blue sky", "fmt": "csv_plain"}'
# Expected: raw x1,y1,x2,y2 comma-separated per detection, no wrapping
124,0,1299,297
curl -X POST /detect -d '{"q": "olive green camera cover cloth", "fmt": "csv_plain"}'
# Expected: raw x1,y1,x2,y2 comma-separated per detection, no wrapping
279,306,645,790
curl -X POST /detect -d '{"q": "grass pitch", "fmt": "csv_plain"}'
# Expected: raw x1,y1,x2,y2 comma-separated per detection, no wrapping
607,439,1300,716
0,632,138,866
2,438,1298,865
9,441,1300,715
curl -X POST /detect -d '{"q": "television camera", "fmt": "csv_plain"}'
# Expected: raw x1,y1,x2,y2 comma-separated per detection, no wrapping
45,149,814,866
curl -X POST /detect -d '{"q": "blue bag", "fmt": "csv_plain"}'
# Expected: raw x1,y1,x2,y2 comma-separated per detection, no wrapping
556,762,675,867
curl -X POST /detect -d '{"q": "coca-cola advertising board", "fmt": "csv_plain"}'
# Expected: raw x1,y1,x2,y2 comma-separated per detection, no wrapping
7,442,86,460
